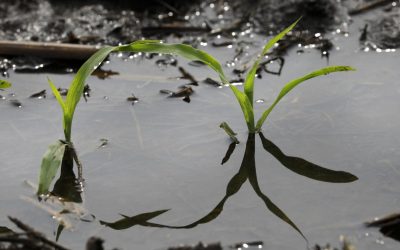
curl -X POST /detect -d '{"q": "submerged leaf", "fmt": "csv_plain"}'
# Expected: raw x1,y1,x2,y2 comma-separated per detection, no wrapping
259,133,358,183
256,66,355,131
37,140,67,195
99,209,169,230
0,79,11,89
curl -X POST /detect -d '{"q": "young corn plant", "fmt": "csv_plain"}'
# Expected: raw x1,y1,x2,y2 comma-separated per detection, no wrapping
222,18,355,134
37,40,230,195
37,19,354,196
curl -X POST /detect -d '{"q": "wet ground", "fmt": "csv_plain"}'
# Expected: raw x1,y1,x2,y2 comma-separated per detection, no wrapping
1,0,400,249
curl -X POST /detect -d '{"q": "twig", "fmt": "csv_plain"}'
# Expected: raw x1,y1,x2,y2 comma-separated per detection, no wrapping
0,40,99,60
142,25,210,35
349,0,394,15
8,217,70,250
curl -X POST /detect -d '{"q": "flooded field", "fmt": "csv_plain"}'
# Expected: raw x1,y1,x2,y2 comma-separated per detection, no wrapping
1,1,400,249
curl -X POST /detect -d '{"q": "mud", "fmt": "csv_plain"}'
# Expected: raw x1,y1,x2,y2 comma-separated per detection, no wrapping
364,9,400,49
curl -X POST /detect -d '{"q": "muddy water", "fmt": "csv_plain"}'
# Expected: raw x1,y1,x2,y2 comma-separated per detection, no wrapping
1,8,400,250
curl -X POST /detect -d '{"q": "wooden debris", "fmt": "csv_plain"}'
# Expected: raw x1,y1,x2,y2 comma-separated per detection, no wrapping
0,40,99,60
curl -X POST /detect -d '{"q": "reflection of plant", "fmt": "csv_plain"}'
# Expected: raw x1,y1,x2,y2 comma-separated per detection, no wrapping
100,134,357,241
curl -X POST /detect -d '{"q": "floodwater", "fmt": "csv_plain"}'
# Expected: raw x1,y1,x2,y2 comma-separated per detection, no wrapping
1,5,400,250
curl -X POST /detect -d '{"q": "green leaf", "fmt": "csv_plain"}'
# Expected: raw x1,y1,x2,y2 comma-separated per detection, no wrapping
219,122,239,144
244,18,300,105
259,133,358,183
256,66,355,131
99,209,169,230
229,85,255,132
64,46,115,141
48,77,66,113
117,41,229,85
37,140,67,195
59,40,229,142
0,79,11,89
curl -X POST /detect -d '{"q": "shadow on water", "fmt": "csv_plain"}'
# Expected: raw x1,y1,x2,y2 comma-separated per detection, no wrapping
51,146,83,203
99,134,358,243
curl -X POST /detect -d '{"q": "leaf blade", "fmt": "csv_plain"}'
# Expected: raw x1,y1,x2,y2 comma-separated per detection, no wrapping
117,41,229,84
48,77,66,113
229,85,255,132
64,46,115,140
244,18,300,105
0,79,11,89
256,66,355,131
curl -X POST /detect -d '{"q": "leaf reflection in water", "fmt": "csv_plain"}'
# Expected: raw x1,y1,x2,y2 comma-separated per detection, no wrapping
98,134,357,244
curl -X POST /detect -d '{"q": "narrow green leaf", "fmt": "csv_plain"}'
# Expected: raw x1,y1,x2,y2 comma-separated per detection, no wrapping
256,66,355,131
219,122,239,144
229,85,255,132
61,40,230,142
99,209,170,230
244,18,300,105
0,79,11,89
37,140,67,195
117,41,229,84
259,133,358,183
64,46,115,141
48,77,66,113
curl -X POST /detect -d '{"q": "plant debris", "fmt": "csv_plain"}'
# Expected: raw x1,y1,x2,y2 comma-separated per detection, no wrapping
160,86,194,103
29,89,46,99
126,94,139,105
366,213,400,241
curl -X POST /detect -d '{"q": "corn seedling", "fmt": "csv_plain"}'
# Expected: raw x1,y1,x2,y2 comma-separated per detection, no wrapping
219,18,355,133
37,40,230,195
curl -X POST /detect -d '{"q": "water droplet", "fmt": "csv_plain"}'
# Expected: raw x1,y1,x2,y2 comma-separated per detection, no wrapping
256,99,265,103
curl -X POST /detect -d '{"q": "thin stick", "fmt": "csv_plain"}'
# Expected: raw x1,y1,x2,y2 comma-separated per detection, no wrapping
349,0,394,15
0,40,100,60
8,217,70,250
